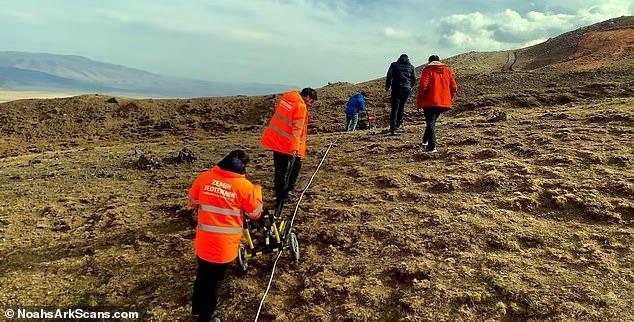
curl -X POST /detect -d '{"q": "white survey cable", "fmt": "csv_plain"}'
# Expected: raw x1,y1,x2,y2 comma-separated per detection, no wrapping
254,138,338,322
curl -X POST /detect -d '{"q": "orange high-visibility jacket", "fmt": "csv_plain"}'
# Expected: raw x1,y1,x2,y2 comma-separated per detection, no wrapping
416,61,458,110
261,91,309,158
187,166,263,263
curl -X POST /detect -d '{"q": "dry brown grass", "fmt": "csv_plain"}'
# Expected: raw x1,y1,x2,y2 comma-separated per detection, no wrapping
1,20,633,319
0,93,631,320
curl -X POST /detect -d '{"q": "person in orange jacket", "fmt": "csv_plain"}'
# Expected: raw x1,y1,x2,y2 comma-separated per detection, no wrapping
416,55,458,153
261,88,317,208
187,150,263,322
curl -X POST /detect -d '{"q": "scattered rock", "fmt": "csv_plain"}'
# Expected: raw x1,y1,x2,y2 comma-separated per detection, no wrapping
135,154,162,170
495,301,507,314
391,260,432,282
486,111,508,122
106,97,119,104
608,155,630,167
486,233,521,251
474,149,497,159
509,302,524,314
552,93,576,104
432,179,461,192
514,95,541,108
176,147,197,163
505,194,540,211
374,175,401,188
476,170,507,190
39,206,62,217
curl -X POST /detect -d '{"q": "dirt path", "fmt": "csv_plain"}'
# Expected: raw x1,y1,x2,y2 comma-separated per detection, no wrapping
502,51,518,72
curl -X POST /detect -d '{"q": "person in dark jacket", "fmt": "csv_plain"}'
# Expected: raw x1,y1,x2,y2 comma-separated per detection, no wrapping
344,92,367,131
385,54,417,135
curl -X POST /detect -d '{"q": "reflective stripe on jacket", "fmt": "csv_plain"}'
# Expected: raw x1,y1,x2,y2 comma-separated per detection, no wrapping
261,91,309,158
187,166,263,263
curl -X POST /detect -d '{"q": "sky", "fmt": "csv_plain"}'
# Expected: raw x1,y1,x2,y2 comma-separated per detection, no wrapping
1,0,631,87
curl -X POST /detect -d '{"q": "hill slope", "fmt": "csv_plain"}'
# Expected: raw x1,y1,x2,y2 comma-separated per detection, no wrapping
441,16,634,75
0,51,293,97
0,66,121,92
517,16,634,71
0,17,632,321
0,97,631,321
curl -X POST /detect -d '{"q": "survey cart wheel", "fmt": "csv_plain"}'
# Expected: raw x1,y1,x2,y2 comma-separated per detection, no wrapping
238,246,249,272
289,230,300,261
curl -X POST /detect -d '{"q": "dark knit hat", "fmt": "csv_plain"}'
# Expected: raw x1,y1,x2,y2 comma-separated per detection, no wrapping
217,149,250,174
428,55,440,63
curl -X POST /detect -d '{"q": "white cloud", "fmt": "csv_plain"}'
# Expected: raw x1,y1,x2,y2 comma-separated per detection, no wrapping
438,12,506,50
436,0,633,51
2,11,38,23
520,38,548,48
577,0,633,22
2,0,630,86
384,27,412,39
95,6,274,43
12,12,37,22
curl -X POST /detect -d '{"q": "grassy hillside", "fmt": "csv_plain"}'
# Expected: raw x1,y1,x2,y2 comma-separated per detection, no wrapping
0,16,632,321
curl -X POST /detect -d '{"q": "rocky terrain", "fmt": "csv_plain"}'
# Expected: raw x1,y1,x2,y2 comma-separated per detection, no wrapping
0,17,632,321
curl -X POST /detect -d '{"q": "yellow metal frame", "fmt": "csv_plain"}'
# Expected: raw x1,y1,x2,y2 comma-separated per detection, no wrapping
241,219,288,260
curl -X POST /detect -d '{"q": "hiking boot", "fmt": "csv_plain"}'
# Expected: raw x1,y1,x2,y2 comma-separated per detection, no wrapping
427,148,438,153
422,141,428,147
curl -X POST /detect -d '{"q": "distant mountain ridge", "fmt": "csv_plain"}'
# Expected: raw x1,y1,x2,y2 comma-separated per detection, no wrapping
0,51,293,97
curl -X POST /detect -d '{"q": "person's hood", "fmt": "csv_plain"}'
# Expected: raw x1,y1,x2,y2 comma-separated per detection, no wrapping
397,55,411,65
425,61,447,70
281,90,304,104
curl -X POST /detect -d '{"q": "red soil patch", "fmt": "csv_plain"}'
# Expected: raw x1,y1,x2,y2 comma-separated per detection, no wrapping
560,29,634,70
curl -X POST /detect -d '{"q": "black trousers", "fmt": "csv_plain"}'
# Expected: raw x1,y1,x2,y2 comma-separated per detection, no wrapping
192,257,229,322
273,151,302,205
390,88,411,133
422,108,445,150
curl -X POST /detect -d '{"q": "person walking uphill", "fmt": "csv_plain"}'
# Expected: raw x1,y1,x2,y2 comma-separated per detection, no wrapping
386,54,417,135
344,91,368,131
187,150,263,322
261,88,317,208
416,55,458,153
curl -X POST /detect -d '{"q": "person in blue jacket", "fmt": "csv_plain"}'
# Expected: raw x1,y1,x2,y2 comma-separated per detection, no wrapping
344,92,368,131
